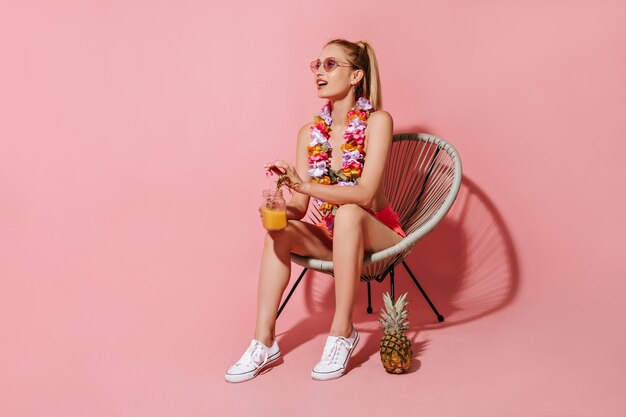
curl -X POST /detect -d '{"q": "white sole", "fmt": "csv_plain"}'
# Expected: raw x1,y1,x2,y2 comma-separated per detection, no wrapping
311,331,360,381
225,350,282,383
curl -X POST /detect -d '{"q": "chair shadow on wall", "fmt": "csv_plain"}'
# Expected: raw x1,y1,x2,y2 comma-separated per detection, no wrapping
274,151,520,374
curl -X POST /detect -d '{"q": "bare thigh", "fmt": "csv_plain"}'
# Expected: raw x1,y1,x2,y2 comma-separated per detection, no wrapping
334,204,405,253
269,219,333,261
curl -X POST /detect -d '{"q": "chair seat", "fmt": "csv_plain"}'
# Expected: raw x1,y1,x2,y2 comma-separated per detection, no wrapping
290,239,417,273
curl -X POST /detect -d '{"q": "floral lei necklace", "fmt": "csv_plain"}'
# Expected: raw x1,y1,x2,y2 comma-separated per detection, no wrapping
308,96,373,234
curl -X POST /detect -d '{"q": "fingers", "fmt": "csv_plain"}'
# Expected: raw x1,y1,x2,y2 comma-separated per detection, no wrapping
271,160,288,168
265,160,292,171
268,166,284,175
265,160,300,192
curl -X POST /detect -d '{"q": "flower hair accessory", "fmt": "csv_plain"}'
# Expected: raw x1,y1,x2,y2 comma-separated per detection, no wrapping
307,97,373,234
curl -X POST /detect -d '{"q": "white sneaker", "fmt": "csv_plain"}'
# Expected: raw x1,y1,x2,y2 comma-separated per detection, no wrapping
311,327,360,381
224,339,281,383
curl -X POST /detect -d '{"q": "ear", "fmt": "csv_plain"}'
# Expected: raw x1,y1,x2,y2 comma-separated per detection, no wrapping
353,69,364,85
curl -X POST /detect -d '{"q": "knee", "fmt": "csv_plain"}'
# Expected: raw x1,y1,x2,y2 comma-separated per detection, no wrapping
334,204,364,230
265,219,299,244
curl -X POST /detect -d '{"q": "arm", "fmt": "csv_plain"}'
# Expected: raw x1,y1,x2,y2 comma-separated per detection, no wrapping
298,111,394,211
285,123,314,220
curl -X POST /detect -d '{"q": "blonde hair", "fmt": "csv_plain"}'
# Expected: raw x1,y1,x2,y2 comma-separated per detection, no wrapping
325,38,383,111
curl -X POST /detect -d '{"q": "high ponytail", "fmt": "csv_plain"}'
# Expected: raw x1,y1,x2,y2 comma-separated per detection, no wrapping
325,38,383,111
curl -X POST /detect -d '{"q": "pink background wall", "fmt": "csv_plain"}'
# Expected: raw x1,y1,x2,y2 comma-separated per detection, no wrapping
1,1,625,416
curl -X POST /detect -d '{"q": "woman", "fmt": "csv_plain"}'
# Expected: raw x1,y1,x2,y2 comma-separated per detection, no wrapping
225,38,406,383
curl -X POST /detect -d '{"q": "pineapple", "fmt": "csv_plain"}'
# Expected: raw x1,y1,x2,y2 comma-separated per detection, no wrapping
379,292,413,374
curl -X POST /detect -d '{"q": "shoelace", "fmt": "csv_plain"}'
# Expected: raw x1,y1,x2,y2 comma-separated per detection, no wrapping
322,337,353,365
236,340,269,369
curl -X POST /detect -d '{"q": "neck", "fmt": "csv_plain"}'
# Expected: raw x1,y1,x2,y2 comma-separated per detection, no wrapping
329,93,356,129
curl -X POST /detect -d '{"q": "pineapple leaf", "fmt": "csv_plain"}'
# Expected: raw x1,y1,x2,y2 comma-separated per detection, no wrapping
380,311,394,323
382,292,395,311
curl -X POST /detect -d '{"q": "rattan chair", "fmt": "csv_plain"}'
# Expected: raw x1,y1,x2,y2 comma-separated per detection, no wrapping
276,133,462,322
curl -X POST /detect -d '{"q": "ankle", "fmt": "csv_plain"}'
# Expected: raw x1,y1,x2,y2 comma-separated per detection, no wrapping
329,324,354,338
254,334,275,347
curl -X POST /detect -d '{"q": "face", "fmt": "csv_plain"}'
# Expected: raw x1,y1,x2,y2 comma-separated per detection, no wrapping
312,44,363,100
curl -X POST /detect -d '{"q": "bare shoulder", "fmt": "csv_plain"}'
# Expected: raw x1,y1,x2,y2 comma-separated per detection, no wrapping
297,121,313,144
365,110,393,149
368,109,393,127
298,121,314,135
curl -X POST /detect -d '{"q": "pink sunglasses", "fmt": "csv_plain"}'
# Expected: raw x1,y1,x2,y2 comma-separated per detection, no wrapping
310,57,353,73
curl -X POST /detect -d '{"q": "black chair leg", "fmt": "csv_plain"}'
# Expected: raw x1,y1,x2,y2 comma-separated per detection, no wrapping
401,260,445,322
277,263,444,323
389,267,395,300
276,267,309,319
366,265,393,314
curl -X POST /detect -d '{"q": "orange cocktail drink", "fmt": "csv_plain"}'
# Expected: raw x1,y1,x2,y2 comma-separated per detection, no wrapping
261,188,287,231
261,206,287,230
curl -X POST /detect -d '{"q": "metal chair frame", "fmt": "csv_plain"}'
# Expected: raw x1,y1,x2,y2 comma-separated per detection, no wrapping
276,133,462,322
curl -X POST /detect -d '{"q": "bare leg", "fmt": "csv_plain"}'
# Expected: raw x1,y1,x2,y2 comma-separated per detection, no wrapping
254,220,333,347
329,204,404,338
